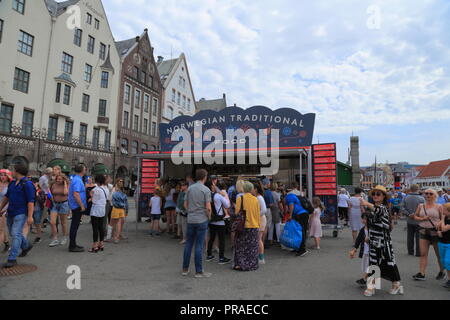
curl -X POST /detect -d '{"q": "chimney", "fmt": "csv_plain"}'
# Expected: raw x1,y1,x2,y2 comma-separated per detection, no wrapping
144,28,148,32
223,93,226,100
157,56,164,63
135,36,140,42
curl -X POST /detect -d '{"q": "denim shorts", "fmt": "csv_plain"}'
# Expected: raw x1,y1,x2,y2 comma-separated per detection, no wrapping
152,214,161,221
51,201,70,214
33,208,43,224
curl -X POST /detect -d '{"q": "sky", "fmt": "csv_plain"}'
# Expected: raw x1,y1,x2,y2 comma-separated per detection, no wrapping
101,0,450,166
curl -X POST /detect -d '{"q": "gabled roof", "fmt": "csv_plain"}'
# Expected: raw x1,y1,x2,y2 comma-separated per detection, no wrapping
196,95,227,112
115,38,137,58
156,58,179,85
417,159,450,178
45,0,81,16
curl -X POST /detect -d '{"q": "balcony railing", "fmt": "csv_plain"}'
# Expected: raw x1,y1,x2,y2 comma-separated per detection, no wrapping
0,124,114,153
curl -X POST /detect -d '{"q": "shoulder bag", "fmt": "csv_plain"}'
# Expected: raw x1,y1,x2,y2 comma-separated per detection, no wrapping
231,196,246,234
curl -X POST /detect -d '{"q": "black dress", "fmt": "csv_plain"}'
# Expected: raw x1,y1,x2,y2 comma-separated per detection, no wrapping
367,204,401,282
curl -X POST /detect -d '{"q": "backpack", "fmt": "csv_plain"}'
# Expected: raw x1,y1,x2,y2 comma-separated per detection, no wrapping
297,195,314,214
210,192,224,222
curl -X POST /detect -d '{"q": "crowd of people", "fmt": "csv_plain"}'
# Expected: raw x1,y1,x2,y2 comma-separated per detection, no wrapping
0,163,449,297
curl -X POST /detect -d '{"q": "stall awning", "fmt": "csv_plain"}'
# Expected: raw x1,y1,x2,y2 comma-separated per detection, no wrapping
48,159,71,174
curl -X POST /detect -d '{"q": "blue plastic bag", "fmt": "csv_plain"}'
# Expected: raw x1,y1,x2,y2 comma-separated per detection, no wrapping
280,220,303,250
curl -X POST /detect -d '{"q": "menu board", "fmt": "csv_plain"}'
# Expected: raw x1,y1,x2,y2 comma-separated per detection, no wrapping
138,155,161,219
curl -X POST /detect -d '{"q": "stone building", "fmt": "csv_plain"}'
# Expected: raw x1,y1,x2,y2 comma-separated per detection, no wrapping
196,94,227,113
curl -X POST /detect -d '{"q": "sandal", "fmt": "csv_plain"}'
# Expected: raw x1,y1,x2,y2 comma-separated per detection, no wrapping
363,288,375,297
233,266,242,271
88,247,99,253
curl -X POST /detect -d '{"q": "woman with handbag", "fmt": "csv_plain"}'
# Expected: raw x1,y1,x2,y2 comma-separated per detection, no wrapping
412,188,445,281
49,174,70,247
88,175,109,252
233,181,260,271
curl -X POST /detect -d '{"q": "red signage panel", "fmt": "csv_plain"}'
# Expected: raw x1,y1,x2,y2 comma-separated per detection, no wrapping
314,163,336,170
313,144,335,151
314,170,336,177
315,183,337,189
315,189,337,196
314,176,336,183
314,150,336,157
314,157,336,164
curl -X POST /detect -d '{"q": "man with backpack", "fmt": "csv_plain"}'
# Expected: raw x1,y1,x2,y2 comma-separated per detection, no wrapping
0,163,35,268
205,180,231,264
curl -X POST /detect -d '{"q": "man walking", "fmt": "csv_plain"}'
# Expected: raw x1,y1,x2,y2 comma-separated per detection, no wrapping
68,164,87,252
182,169,212,278
400,184,424,256
0,164,35,268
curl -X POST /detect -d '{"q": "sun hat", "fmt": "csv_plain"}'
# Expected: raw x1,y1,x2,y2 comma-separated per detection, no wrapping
0,169,13,182
369,185,387,197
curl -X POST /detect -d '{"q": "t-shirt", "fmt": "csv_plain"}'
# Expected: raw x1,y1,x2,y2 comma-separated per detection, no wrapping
68,175,87,210
338,194,350,208
90,186,109,217
390,197,401,208
186,182,211,224
39,175,50,194
257,195,267,217
285,193,307,216
263,189,274,207
210,193,230,226
150,196,162,215
5,178,36,217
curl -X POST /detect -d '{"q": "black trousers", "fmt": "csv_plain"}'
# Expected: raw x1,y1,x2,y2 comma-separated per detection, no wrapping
407,223,421,256
69,208,82,249
294,213,309,252
91,216,105,242
207,224,226,258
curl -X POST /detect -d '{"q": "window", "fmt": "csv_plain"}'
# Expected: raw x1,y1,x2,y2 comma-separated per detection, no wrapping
83,64,92,82
177,92,181,105
143,119,148,134
87,36,95,54
131,141,138,155
144,95,149,112
64,121,73,143
94,19,100,30
104,130,111,151
187,99,191,111
0,104,13,133
0,19,3,44
182,95,186,108
47,117,58,141
179,76,183,86
168,106,173,120
13,0,25,14
74,28,82,46
141,71,147,85
133,115,139,131
151,121,157,137
82,94,90,112
61,52,73,74
171,89,176,102
93,128,100,149
55,83,61,103
123,111,129,128
13,68,30,93
121,138,128,152
101,71,109,88
63,85,71,105
124,84,131,104
79,124,87,146
21,110,34,137
183,78,186,88
18,30,34,56
152,98,158,116
133,66,139,79
86,13,92,24
134,89,141,108
99,42,106,60
141,143,148,153
98,99,107,117
149,76,153,88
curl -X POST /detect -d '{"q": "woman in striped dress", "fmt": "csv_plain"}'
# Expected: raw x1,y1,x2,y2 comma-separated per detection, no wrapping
360,185,403,296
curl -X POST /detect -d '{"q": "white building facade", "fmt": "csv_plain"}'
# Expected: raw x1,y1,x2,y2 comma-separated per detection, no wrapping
156,53,196,123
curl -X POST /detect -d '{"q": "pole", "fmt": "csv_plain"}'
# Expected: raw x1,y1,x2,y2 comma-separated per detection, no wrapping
135,156,141,238
374,156,377,186
299,150,303,194
307,148,313,202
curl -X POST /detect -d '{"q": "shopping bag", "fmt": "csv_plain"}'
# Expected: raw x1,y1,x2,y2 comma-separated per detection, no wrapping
280,220,303,250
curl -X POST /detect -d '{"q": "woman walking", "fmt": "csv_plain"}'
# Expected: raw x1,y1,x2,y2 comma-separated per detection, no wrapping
233,181,261,271
0,169,12,253
88,175,109,252
412,188,445,281
110,179,128,244
349,187,365,242
49,174,69,247
253,182,267,264
360,185,403,296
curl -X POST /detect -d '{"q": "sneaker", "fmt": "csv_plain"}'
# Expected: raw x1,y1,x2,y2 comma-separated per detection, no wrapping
443,280,450,289
181,270,189,276
436,271,447,281
413,272,426,281
18,244,33,257
356,278,367,286
2,260,17,268
259,258,266,265
195,272,212,278
60,237,67,246
213,248,220,254
218,257,231,265
33,237,41,244
296,250,309,257
154,232,161,236
206,255,215,262
49,239,60,247
68,247,84,253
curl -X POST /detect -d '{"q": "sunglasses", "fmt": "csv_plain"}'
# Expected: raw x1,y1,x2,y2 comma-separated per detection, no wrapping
424,192,434,196
372,192,384,197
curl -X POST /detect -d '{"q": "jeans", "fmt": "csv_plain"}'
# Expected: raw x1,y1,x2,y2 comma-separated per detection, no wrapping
69,208,83,249
182,221,209,273
407,223,421,256
294,213,309,252
207,224,226,258
6,214,30,261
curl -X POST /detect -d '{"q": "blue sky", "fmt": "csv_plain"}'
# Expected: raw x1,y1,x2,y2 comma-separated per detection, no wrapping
102,0,450,166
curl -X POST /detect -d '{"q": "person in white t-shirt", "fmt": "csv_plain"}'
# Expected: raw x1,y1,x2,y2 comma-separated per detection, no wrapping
205,180,231,264
149,189,163,236
338,188,351,226
253,182,268,265
89,175,109,252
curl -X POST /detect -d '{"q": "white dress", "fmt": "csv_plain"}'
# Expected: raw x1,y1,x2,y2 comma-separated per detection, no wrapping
349,196,364,231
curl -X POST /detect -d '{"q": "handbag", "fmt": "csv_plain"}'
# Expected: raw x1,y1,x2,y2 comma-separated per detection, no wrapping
231,196,246,234
419,205,439,237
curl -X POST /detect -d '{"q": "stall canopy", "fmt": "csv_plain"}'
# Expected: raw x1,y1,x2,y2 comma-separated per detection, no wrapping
47,159,71,174
91,163,109,175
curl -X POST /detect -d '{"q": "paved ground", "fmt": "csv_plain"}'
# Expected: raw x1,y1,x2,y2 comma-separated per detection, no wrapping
1,199,449,300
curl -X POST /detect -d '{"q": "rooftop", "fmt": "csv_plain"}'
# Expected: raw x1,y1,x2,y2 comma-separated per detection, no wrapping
417,159,450,178
196,94,227,112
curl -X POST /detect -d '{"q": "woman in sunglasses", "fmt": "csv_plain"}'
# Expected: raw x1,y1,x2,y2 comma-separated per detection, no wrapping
411,188,445,281
360,185,403,296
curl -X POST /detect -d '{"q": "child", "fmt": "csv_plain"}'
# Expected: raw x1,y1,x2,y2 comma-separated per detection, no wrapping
349,213,369,286
438,203,450,289
32,178,46,244
309,197,324,250
149,189,163,236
